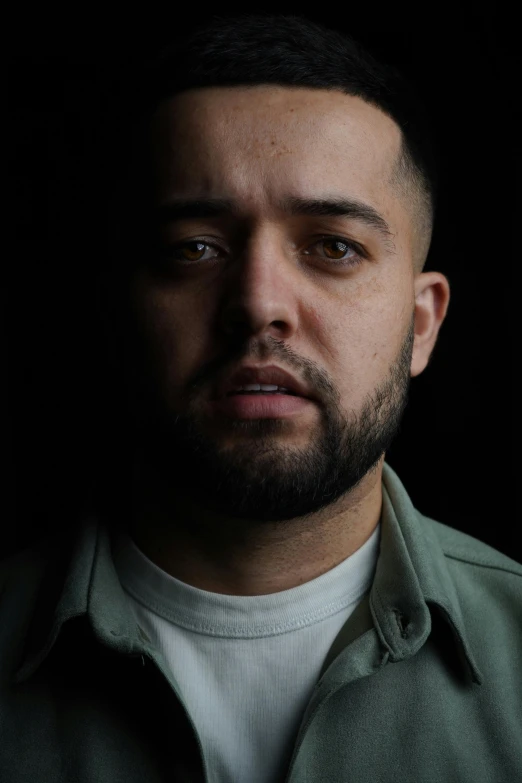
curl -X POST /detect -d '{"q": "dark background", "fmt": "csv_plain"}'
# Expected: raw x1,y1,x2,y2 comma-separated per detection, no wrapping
5,7,519,561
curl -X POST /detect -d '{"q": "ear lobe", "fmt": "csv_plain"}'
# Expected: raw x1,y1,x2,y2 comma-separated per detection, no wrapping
410,272,451,377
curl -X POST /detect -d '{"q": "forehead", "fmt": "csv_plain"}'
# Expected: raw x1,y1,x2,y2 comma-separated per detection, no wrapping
147,85,402,211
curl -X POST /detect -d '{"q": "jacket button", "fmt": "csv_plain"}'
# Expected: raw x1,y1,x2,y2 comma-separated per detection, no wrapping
393,609,411,638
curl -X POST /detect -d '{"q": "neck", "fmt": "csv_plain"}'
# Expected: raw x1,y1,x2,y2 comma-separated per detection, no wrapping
125,460,384,596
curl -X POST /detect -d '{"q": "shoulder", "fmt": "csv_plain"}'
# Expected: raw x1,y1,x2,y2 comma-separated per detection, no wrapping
0,545,46,582
0,545,50,612
420,513,522,575
418,512,522,611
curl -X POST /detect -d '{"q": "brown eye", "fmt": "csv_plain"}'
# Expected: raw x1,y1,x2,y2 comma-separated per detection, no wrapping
180,241,208,261
160,241,222,265
304,236,365,268
322,239,352,259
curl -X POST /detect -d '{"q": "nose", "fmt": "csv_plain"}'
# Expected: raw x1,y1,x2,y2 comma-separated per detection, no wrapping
218,231,301,343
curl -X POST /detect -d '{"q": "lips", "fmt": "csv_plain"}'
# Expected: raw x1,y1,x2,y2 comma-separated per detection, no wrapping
216,365,313,401
212,391,313,419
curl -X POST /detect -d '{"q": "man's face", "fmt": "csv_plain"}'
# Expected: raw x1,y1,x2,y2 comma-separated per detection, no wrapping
121,86,419,524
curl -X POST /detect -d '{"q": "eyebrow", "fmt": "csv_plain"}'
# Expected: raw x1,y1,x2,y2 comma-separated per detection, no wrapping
154,195,396,252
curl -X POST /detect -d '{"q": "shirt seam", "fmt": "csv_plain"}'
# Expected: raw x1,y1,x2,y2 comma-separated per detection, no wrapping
442,553,522,578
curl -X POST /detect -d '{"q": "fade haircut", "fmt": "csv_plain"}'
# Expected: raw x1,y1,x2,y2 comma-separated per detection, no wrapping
103,13,438,278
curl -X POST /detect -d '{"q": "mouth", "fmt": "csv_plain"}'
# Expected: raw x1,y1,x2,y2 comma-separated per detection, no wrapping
226,389,300,397
210,390,315,419
216,365,314,401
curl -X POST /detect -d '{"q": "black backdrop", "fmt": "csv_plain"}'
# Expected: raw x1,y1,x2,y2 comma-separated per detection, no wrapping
5,6,519,562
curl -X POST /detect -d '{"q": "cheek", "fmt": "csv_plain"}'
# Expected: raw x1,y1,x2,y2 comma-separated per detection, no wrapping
307,302,325,335
132,285,209,391
311,284,406,393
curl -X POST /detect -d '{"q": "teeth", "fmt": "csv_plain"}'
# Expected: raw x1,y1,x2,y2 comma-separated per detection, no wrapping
244,384,277,392
234,384,290,393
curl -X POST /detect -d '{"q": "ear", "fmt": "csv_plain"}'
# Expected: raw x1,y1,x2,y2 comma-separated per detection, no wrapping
410,272,451,377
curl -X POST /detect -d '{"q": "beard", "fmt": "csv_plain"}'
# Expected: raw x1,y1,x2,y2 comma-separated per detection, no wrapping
114,313,415,531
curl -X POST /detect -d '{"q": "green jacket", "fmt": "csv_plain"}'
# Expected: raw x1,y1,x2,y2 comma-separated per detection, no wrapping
1,461,521,782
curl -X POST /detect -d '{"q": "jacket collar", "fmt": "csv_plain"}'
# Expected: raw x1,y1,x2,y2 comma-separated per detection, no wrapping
12,461,483,686
373,463,482,684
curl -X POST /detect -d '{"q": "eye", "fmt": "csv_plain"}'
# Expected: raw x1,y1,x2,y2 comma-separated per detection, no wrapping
158,235,365,269
306,236,364,266
167,240,220,263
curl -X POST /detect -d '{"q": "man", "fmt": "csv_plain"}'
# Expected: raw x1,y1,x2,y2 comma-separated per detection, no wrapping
1,14,521,783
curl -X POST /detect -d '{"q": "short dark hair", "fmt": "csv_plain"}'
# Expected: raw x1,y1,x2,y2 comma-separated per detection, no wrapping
103,13,438,274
